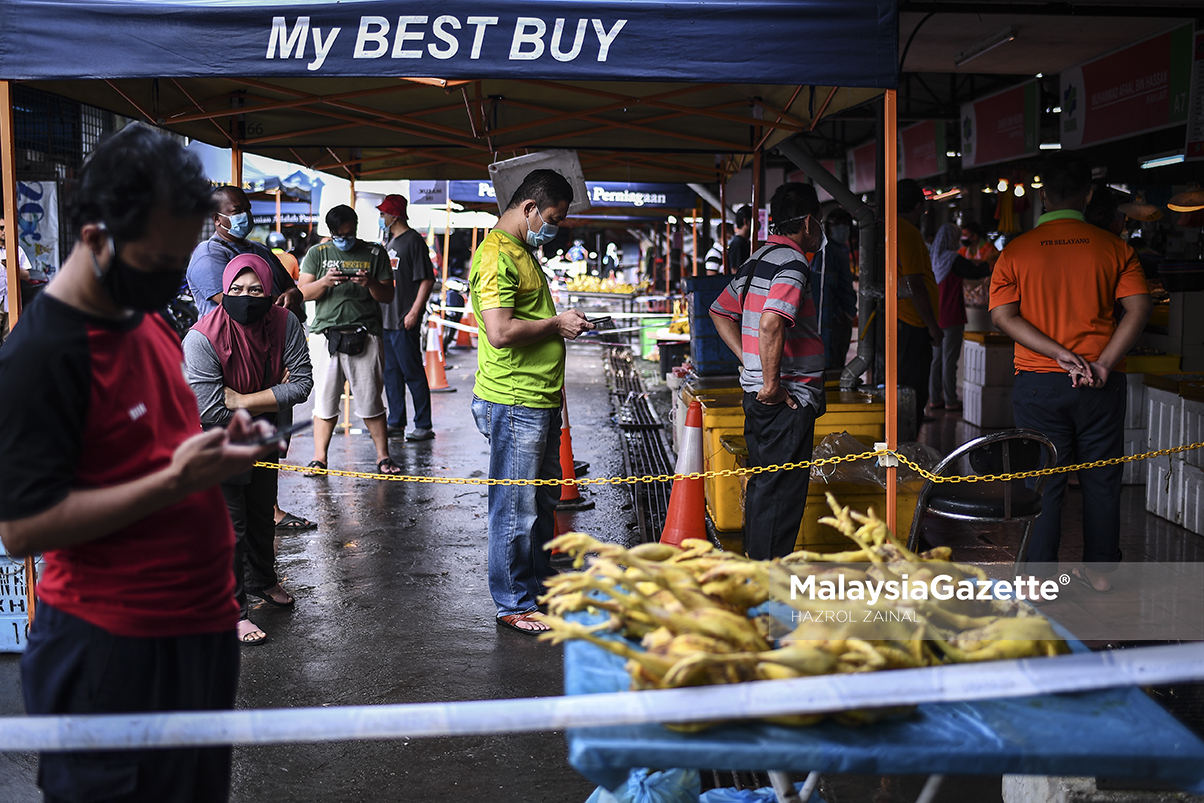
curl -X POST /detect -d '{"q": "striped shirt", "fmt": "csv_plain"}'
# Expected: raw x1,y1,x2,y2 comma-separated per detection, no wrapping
709,236,826,413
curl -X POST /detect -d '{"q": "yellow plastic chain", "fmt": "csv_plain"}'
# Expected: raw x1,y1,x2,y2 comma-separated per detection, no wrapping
254,440,1204,487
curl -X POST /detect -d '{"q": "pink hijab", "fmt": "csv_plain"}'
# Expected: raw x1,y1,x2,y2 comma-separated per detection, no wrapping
191,254,289,394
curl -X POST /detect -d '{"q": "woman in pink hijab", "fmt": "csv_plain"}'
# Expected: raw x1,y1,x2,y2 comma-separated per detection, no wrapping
184,254,313,645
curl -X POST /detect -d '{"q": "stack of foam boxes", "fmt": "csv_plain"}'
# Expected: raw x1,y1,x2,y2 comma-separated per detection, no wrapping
1144,375,1204,531
0,545,37,652
1121,373,1146,486
1179,383,1204,536
962,332,1015,428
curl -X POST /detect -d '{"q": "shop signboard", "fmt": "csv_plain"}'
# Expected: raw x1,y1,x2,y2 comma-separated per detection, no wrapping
250,200,319,225
898,120,946,180
15,180,58,278
847,142,876,195
1186,29,1204,162
409,179,694,208
960,81,1039,168
1060,23,1193,150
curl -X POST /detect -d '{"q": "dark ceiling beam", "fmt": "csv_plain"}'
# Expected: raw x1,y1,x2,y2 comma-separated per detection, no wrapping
900,2,1201,18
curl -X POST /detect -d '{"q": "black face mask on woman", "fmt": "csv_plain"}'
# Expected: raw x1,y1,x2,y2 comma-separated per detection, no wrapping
222,294,274,326
91,235,184,312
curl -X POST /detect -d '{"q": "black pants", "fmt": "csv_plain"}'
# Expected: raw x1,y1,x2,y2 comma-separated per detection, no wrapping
21,603,238,803
897,321,934,434
742,392,817,559
1011,371,1125,569
222,463,279,618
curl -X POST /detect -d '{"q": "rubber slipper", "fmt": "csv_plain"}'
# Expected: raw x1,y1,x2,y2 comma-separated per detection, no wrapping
496,611,549,635
303,460,327,477
237,619,267,646
249,585,295,608
275,512,317,531
1070,566,1114,594
377,457,402,475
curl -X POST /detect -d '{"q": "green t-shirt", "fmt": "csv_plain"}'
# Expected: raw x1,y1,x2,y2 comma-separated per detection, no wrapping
300,240,392,335
469,230,565,408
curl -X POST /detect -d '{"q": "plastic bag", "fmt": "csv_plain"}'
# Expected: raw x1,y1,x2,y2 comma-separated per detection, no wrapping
585,768,702,803
699,782,824,802
809,432,942,489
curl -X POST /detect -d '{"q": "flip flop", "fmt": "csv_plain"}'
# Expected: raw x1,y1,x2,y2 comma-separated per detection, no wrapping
275,512,317,531
377,457,402,475
496,611,550,635
303,460,327,477
237,619,267,646
1070,566,1114,595
249,585,295,608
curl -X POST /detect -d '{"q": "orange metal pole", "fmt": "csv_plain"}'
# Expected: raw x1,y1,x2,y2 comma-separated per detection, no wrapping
719,176,728,272
884,90,899,534
692,207,699,277
275,190,282,234
230,143,243,188
750,139,763,250
442,182,451,285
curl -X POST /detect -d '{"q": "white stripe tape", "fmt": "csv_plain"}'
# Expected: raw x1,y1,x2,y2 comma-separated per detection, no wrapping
1,643,1201,752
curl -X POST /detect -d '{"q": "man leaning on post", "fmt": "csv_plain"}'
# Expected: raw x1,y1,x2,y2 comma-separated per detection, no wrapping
469,169,594,635
0,124,282,803
709,182,827,560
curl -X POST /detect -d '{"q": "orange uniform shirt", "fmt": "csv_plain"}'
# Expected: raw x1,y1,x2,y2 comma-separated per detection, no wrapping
897,216,939,330
273,248,301,281
989,210,1148,373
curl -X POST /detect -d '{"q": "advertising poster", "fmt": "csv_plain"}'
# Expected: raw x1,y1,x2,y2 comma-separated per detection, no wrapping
960,81,1040,168
1186,29,1204,162
15,180,58,277
899,120,947,180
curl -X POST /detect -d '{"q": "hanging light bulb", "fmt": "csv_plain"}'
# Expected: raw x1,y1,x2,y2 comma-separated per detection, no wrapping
1014,184,1025,197
997,179,1009,192
981,185,993,194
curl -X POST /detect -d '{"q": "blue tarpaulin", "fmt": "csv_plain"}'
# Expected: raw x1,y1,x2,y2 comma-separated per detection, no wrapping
0,1,897,87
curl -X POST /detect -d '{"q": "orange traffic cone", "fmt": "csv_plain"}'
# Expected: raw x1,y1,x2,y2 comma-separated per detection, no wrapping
424,318,457,393
661,399,706,547
454,312,476,349
556,389,594,511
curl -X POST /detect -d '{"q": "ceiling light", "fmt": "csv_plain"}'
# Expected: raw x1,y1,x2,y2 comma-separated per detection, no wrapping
1140,154,1184,170
997,179,1009,192
1168,189,1204,212
1014,184,1025,197
931,188,962,201
982,186,993,194
954,27,1019,68
946,150,957,157
1052,106,1062,114
1036,73,1043,78
1039,143,1062,150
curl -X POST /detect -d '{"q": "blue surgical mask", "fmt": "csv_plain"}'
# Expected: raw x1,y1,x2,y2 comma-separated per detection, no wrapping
332,235,356,252
831,224,851,244
219,211,251,240
525,207,559,248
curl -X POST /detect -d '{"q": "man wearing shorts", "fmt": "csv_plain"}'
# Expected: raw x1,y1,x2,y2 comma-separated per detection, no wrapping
299,205,400,474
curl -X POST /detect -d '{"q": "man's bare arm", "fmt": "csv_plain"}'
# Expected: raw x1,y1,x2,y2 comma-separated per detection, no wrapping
756,312,797,408
900,273,943,342
479,306,592,349
709,309,743,361
1090,293,1153,386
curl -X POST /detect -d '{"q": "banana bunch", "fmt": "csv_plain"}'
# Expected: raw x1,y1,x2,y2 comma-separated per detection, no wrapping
564,276,640,294
540,494,1068,730
668,299,690,334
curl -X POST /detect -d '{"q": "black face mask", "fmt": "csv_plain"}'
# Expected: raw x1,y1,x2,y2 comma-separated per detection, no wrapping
222,294,274,326
961,238,974,247
93,237,184,312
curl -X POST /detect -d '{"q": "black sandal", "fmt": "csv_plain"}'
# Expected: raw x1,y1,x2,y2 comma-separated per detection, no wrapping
377,457,402,475
303,460,327,477
249,585,295,608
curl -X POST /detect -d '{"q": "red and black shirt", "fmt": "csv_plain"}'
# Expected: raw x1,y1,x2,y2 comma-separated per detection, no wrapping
0,295,238,637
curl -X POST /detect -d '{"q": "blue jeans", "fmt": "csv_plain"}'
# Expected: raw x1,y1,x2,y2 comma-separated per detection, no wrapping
1011,371,1125,569
471,396,562,617
382,327,432,430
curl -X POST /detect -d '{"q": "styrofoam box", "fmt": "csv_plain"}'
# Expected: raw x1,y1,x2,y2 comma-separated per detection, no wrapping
1124,372,1146,429
1180,462,1204,536
962,341,1015,387
962,382,1014,428
0,560,34,652
1122,427,1147,485
1181,397,1204,468
1145,386,1182,454
1145,454,1183,523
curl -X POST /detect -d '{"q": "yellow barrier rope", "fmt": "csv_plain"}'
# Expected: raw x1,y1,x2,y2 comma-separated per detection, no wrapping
255,440,1204,487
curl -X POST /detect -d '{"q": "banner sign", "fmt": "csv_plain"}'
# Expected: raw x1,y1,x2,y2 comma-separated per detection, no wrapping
899,121,947,180
1061,24,1193,150
15,180,58,277
410,180,695,209
0,1,899,87
1186,29,1204,162
960,81,1039,168
250,200,319,226
847,142,877,195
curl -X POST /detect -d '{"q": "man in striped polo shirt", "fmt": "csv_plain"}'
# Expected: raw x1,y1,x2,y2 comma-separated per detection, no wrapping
710,183,827,559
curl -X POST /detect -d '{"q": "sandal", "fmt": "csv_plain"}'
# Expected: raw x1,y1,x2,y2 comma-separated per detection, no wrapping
377,457,402,475
249,584,295,608
303,460,327,477
1070,566,1114,595
496,611,549,635
237,618,267,646
275,512,317,531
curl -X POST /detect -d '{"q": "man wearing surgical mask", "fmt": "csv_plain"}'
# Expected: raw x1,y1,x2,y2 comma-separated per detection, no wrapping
186,186,304,321
468,169,593,635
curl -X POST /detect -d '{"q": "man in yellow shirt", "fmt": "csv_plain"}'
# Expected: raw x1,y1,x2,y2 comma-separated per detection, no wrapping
469,170,592,634
896,179,942,433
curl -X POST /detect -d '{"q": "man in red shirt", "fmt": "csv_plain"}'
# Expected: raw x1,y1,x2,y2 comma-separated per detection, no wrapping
990,152,1151,592
0,124,279,802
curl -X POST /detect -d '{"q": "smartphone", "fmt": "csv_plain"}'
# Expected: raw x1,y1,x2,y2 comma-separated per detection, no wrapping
587,316,612,326
241,420,313,448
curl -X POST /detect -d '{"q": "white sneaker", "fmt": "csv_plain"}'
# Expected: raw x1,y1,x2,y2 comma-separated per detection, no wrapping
406,427,435,441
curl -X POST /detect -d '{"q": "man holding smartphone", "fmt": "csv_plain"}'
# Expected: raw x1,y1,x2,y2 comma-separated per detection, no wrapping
0,124,279,802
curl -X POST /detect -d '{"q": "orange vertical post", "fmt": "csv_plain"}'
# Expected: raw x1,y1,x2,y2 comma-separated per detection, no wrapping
751,138,763,250
691,206,699,277
719,177,728,273
230,143,243,188
441,181,451,285
884,90,899,533
275,189,282,233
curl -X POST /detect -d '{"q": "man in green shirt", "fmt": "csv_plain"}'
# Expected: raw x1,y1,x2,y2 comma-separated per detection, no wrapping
299,205,400,474
469,170,592,634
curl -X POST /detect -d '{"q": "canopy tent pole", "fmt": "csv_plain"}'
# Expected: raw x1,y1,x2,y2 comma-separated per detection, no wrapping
442,181,451,285
884,89,898,533
349,178,356,209
750,140,763,250
275,190,282,233
230,143,242,189
719,177,728,272
0,80,35,628
692,205,699,277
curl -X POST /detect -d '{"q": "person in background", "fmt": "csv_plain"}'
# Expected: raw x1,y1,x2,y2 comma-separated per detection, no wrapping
268,230,301,281
710,183,827,560
0,123,279,803
704,230,724,274
378,193,436,442
0,216,31,345
726,205,753,269
958,220,999,267
896,179,943,433
469,169,593,634
184,254,313,645
299,205,399,475
928,222,992,411
990,152,1151,593
820,207,858,370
